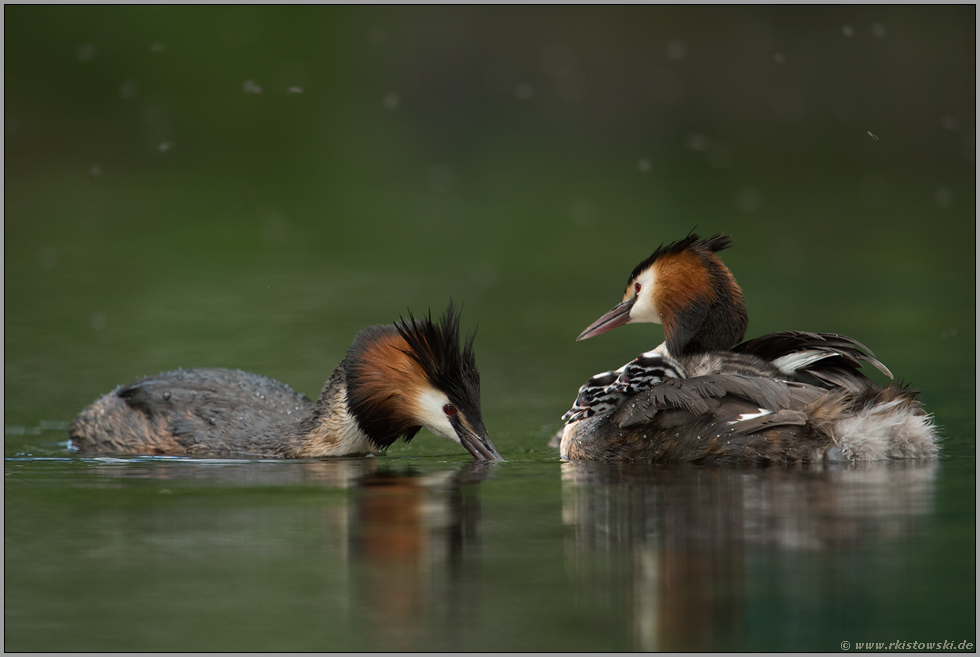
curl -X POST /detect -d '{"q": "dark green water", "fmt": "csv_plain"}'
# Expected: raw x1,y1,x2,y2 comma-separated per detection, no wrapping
5,6,975,651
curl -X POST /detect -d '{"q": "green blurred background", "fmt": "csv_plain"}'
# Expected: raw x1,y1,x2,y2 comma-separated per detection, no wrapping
4,7,976,652
5,5,975,454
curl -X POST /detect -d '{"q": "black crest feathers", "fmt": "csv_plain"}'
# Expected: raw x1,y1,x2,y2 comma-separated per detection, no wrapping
627,232,734,287
395,300,481,407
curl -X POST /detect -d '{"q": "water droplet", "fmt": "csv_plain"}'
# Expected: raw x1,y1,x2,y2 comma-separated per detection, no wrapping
119,80,138,100
665,39,686,61
513,83,534,100
860,173,888,207
382,91,400,110
841,25,855,37
736,188,763,213
471,263,499,290
771,87,808,123
287,86,303,94
871,23,887,38
426,164,455,193
158,141,172,152
940,115,960,131
368,26,387,47
687,133,708,151
89,312,107,331
540,43,576,77
934,187,953,208
37,246,58,271
89,164,102,178
707,142,733,169
261,211,290,243
637,157,651,174
569,199,597,226
150,43,166,53
242,79,263,94
163,391,172,400
76,43,97,62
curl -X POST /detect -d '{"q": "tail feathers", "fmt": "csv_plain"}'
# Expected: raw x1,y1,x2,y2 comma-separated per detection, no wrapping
815,384,940,461
69,390,181,454
736,331,893,381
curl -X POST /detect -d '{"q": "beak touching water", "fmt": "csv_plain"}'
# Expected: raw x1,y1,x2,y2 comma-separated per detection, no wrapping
576,297,636,341
454,420,504,461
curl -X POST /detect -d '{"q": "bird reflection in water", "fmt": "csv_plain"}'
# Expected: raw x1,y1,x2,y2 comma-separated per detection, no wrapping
560,460,937,651
349,462,493,651
78,455,494,651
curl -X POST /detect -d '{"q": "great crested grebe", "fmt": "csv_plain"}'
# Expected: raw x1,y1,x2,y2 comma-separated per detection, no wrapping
560,233,939,463
70,302,503,461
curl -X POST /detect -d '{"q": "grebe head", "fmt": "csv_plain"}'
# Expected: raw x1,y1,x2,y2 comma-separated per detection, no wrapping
345,302,503,461
576,232,749,356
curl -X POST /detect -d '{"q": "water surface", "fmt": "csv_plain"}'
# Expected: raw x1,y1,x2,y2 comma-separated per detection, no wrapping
4,445,974,651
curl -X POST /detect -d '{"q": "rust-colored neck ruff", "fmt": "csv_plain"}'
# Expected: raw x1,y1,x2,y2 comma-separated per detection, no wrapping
653,249,717,327
652,247,747,356
345,326,427,449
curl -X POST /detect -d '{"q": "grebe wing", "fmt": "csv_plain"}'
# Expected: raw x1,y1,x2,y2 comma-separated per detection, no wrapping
116,368,315,454
610,374,825,430
732,331,892,379
118,368,313,415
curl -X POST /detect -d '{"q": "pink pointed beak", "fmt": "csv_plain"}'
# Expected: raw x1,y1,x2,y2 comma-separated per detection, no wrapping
575,297,636,341
456,422,504,461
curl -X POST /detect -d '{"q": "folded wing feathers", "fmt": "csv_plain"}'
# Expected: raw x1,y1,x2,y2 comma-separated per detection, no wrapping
613,374,817,429
734,331,893,379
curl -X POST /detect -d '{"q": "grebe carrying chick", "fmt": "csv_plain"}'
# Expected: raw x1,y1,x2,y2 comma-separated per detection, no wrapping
70,302,503,461
560,233,939,464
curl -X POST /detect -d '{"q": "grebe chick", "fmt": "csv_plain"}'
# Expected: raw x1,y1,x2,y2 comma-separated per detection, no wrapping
561,233,939,464
70,303,503,461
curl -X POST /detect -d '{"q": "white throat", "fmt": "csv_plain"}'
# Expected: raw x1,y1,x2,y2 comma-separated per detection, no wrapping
628,268,662,325
414,387,460,443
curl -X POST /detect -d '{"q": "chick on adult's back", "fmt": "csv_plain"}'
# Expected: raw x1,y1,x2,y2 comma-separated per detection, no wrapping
70,302,502,461
561,233,939,464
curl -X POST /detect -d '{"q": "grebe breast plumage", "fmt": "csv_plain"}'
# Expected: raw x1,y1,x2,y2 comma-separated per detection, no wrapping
560,233,939,464
70,302,503,461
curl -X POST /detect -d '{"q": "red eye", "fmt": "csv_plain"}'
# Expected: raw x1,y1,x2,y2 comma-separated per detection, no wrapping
635,282,642,294
443,404,457,416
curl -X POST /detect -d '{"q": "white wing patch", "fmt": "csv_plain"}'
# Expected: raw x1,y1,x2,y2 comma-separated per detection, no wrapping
729,409,772,425
772,350,835,375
